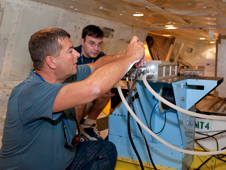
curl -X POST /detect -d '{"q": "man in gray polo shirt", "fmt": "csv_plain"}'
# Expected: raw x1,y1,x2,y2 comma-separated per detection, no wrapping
0,28,145,169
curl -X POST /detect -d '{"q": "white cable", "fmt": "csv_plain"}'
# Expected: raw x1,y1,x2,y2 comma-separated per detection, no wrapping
142,73,226,121
117,82,226,155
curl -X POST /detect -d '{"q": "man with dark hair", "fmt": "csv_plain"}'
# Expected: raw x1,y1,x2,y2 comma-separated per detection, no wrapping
76,24,106,64
0,27,145,170
74,25,115,141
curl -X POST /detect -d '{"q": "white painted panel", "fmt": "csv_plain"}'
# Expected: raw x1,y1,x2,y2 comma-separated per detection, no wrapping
0,88,12,147
217,39,226,97
0,1,15,39
8,6,59,81
56,13,89,46
117,27,133,41
0,38,8,74
105,26,132,55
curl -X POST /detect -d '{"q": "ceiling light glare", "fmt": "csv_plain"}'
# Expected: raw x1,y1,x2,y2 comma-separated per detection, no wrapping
210,41,215,43
163,34,171,37
99,6,103,9
200,38,205,40
166,27,176,29
165,25,174,28
133,13,144,17
119,14,122,16
165,25,176,29
70,6,74,8
74,8,78,11
187,3,192,5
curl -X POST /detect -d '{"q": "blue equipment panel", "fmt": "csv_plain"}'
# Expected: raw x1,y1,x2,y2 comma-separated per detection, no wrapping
109,77,223,170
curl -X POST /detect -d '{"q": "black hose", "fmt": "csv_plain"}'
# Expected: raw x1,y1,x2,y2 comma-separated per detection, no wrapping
150,102,167,134
126,73,144,170
126,71,157,170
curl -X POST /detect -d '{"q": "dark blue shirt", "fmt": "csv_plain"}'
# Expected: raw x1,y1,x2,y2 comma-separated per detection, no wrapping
74,45,106,65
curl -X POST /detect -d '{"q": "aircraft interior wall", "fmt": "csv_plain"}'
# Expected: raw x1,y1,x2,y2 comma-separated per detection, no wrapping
0,0,148,88
171,38,216,66
145,34,216,68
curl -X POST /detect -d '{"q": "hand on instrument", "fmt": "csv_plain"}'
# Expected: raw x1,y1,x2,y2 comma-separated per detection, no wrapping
125,36,145,66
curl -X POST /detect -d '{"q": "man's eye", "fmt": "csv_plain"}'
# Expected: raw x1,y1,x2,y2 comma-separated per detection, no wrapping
89,42,95,45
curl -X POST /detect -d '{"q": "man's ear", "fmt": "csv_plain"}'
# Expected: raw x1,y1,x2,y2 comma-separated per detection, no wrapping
46,56,57,69
81,38,85,47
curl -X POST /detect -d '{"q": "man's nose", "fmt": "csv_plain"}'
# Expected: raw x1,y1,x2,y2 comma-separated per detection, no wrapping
74,49,80,58
94,46,98,50
94,44,99,50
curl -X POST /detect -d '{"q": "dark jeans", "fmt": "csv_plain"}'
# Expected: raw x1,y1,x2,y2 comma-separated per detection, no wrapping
67,140,117,170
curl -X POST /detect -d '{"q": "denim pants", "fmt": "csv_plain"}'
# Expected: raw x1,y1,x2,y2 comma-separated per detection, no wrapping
67,140,117,170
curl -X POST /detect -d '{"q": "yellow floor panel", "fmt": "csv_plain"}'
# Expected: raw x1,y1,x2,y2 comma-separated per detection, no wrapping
115,160,172,170
115,156,176,170
189,155,226,170
189,148,226,170
102,100,111,116
115,152,226,170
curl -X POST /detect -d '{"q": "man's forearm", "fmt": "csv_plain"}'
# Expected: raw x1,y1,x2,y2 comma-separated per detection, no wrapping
88,52,125,73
